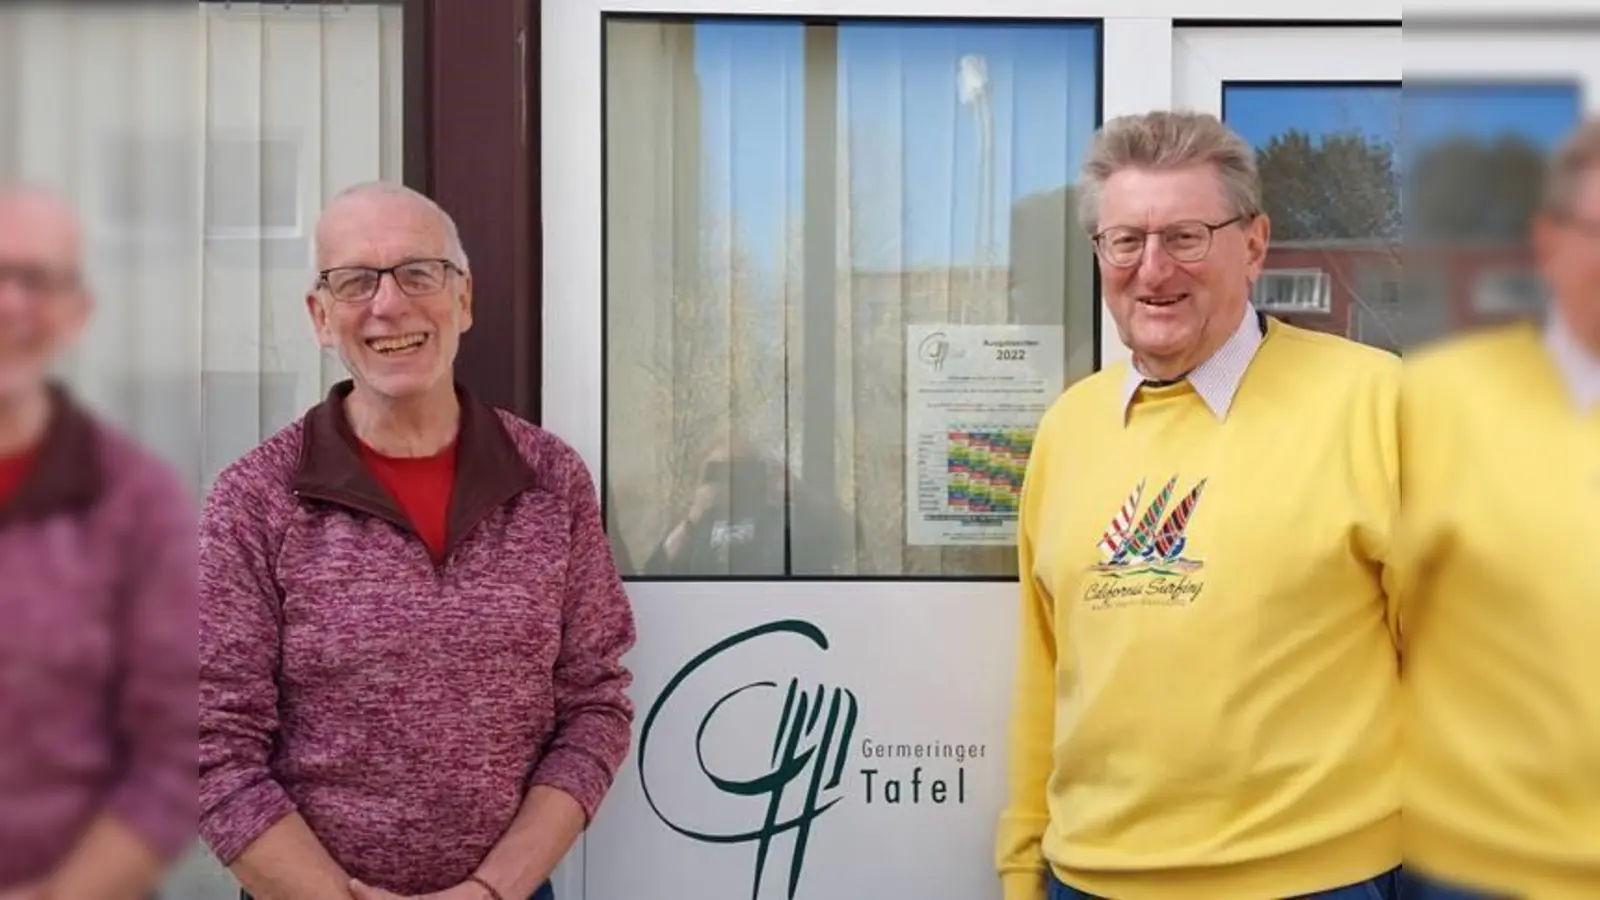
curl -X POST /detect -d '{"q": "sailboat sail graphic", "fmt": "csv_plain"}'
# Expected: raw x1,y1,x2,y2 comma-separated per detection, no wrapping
1112,476,1177,564
1091,475,1207,577
1095,478,1143,561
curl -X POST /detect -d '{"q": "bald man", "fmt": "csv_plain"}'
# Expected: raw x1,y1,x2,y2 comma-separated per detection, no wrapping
0,186,198,898
198,183,635,900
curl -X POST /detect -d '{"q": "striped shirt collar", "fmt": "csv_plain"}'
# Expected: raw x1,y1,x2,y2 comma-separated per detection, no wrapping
1544,305,1600,413
1120,306,1266,422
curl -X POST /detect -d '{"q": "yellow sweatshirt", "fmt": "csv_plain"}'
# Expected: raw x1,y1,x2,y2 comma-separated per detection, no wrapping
1397,322,1600,899
996,319,1402,900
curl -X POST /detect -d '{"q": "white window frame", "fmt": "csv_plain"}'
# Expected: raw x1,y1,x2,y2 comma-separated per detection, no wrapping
1172,25,1402,119
1403,28,1600,114
1406,0,1600,17
1253,268,1334,314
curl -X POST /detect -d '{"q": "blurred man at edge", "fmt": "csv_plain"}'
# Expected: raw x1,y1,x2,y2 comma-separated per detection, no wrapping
1398,117,1600,900
0,185,198,899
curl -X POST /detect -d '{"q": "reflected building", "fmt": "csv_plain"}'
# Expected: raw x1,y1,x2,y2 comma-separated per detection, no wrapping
1259,238,1544,353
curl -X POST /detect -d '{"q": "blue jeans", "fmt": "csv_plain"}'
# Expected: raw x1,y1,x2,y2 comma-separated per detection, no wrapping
1398,868,1501,899
1049,867,1402,899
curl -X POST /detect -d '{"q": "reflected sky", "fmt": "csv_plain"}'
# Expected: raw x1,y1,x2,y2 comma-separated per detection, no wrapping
690,20,1098,271
632,18,1584,274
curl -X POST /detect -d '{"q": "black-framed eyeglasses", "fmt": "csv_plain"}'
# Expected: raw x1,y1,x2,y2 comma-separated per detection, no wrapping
317,258,463,304
1091,215,1250,268
0,262,80,298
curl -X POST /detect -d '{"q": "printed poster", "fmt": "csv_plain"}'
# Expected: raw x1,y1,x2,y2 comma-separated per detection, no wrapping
904,324,1065,547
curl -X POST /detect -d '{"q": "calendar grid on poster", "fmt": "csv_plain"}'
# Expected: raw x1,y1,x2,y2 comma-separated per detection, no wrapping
940,425,1034,519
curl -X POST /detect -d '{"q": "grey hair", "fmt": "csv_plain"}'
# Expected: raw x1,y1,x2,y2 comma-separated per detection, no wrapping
1076,110,1263,234
1542,116,1600,217
309,181,471,275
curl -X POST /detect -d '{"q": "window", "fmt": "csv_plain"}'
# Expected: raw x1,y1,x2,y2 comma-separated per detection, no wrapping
1378,278,1402,307
90,133,305,247
0,1,405,490
1397,265,1453,347
1403,82,1580,246
1474,267,1549,317
602,17,1101,579
1252,269,1332,314
1402,81,1580,339
1350,260,1403,352
91,135,202,248
206,135,303,240
1223,83,1399,344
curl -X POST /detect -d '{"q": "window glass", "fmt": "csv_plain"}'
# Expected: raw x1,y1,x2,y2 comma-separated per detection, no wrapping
0,2,404,490
603,18,1101,578
1224,83,1402,346
1402,82,1581,338
1253,270,1332,314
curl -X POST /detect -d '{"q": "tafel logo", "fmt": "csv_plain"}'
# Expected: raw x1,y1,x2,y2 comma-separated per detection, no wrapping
638,619,859,900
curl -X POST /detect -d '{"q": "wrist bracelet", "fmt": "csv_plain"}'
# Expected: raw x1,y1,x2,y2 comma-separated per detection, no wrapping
466,874,508,900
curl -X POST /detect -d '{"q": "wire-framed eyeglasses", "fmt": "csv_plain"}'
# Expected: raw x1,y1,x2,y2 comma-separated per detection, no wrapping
1091,215,1250,268
317,258,463,304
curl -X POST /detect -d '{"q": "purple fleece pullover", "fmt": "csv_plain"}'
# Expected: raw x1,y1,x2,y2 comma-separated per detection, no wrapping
198,383,636,894
0,390,198,887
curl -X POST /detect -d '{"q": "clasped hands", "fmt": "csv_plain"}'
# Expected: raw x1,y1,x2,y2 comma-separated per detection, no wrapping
1,874,504,900
350,877,501,900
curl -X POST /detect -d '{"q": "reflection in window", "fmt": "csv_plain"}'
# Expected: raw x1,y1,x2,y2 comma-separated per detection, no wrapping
1401,82,1575,340
1224,83,1401,344
1252,269,1332,314
1473,267,1550,318
603,17,1100,578
1351,260,1403,353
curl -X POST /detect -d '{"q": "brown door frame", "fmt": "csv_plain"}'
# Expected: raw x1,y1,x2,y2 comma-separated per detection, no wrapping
405,0,542,422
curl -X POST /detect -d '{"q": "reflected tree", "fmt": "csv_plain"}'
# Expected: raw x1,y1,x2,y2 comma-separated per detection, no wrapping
1405,136,1547,242
1253,128,1405,350
1255,129,1400,242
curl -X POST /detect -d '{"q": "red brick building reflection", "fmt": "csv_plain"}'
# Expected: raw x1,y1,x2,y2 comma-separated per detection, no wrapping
1258,239,1546,350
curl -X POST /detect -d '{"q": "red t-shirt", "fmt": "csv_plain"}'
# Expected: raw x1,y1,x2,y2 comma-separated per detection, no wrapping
356,440,458,562
0,446,39,507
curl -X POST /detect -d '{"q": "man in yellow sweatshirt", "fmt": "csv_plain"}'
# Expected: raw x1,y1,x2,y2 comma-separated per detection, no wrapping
995,111,1402,900
1398,118,1600,899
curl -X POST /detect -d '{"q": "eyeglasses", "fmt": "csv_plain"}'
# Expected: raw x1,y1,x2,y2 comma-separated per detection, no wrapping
1549,212,1600,236
0,263,79,298
317,258,462,304
1091,215,1249,268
